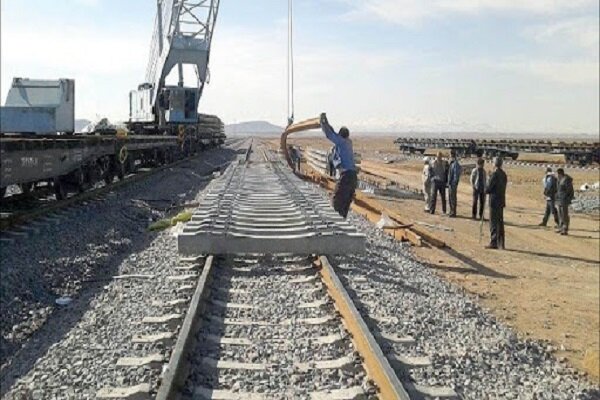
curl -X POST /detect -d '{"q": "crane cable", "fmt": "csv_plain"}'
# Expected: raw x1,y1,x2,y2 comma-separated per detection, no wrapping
287,0,295,127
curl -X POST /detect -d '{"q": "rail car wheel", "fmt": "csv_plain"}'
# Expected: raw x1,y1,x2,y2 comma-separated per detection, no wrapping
117,162,126,181
53,177,67,200
100,157,114,185
20,182,34,196
104,165,115,185
75,167,87,193
126,155,137,175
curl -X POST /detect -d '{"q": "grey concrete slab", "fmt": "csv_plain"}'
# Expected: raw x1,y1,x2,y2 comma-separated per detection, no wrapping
177,160,365,255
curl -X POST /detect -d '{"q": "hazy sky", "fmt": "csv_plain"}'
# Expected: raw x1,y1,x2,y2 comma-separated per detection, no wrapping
1,0,599,134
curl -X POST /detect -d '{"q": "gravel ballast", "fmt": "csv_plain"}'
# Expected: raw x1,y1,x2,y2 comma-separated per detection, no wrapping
183,256,372,399
0,143,245,397
330,212,599,399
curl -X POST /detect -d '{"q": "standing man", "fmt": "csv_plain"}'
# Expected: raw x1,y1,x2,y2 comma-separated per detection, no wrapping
556,168,574,235
288,145,301,173
485,157,507,249
320,113,357,218
447,150,462,217
539,167,559,228
422,157,433,212
470,158,486,220
429,152,447,214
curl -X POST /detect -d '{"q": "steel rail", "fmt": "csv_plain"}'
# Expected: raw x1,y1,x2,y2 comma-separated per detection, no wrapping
317,255,411,400
156,255,215,400
280,117,320,170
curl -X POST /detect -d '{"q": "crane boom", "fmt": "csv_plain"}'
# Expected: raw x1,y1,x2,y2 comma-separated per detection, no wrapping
129,0,220,131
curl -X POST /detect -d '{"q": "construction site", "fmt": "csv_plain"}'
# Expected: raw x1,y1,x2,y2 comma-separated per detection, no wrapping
0,1,599,399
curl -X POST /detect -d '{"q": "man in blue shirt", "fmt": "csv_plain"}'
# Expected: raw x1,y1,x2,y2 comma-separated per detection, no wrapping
320,113,357,218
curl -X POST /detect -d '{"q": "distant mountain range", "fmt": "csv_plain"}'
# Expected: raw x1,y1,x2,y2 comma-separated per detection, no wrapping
225,121,284,136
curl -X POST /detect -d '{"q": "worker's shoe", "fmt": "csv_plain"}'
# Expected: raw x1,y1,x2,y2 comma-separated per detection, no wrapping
484,244,498,249
560,231,568,236
537,222,546,227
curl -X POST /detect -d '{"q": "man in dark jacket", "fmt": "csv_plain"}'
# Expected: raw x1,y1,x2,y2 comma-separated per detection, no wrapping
485,157,507,249
429,152,448,214
556,168,574,235
470,158,486,220
447,150,462,217
539,167,559,227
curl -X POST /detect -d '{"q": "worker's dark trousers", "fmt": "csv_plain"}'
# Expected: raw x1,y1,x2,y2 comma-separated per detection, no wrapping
489,206,505,248
333,170,357,218
429,181,446,214
472,190,485,219
542,199,559,226
448,185,458,216
557,202,570,234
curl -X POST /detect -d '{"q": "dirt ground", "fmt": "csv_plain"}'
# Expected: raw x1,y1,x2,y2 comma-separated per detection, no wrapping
269,135,600,383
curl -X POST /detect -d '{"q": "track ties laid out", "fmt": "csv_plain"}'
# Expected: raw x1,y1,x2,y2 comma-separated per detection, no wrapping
178,157,365,256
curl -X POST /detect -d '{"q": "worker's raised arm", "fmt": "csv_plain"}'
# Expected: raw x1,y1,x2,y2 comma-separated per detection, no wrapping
320,113,342,145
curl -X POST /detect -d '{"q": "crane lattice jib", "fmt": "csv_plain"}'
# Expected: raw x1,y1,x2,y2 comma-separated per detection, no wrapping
145,0,220,100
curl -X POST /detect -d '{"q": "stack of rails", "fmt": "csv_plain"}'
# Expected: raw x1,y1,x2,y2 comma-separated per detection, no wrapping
394,137,600,165
0,115,226,200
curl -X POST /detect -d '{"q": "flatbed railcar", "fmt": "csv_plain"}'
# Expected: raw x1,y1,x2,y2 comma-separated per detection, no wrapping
1,119,226,201
394,137,600,165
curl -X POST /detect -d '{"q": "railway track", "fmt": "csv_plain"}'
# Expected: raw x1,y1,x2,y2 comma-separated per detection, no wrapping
154,254,412,399
93,144,457,399
0,138,248,234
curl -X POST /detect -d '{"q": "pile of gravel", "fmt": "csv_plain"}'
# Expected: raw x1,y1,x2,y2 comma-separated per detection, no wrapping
571,191,600,214
0,144,243,396
330,212,599,399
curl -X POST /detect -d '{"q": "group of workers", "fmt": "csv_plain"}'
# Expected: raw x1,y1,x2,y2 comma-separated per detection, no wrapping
422,151,575,249
313,116,576,245
539,166,574,235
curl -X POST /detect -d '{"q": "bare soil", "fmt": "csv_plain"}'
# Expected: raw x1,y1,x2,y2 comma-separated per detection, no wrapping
269,135,600,383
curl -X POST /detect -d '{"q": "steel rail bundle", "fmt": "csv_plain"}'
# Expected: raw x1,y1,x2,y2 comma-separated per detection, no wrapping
394,137,600,165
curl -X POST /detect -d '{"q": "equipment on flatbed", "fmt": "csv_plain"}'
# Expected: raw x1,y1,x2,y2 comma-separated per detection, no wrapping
128,0,220,136
1,1,225,202
0,78,75,135
394,137,600,166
